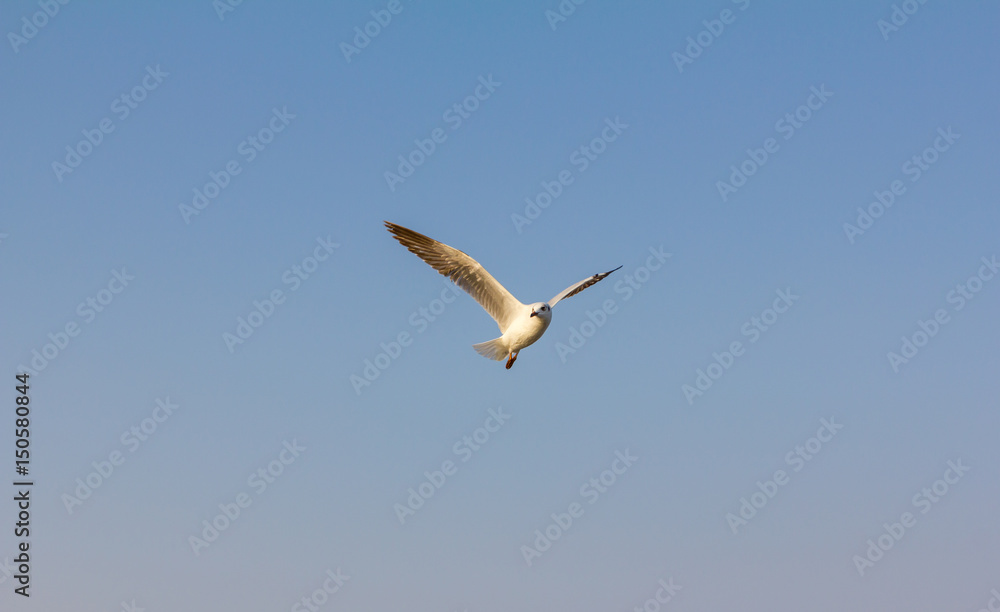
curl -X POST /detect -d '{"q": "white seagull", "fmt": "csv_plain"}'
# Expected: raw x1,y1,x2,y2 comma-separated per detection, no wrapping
386,221,621,369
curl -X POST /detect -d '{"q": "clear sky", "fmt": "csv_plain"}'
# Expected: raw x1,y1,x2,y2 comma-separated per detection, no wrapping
1,1,999,611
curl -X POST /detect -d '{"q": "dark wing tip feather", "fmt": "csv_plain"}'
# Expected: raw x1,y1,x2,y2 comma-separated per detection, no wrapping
385,221,468,278
561,265,623,300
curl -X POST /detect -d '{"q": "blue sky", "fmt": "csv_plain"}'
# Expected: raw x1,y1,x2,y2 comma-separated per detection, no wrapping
1,1,999,610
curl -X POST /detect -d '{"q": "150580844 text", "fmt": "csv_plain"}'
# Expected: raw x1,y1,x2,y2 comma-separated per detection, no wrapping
12,373,33,597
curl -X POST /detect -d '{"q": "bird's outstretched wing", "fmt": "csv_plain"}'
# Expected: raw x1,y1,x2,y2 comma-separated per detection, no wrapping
385,222,524,333
548,265,623,308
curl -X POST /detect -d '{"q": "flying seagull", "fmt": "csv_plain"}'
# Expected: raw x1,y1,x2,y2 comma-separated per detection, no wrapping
385,221,621,369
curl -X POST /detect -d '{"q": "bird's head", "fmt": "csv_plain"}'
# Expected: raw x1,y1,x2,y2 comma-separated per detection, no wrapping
529,303,551,320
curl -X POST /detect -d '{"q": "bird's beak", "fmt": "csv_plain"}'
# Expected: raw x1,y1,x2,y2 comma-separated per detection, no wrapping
529,310,537,318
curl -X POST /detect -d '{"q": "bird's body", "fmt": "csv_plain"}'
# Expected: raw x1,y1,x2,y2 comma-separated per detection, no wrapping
471,302,552,363
385,221,619,369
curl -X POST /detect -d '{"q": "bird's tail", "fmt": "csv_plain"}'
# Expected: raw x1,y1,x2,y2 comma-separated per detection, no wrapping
472,337,507,361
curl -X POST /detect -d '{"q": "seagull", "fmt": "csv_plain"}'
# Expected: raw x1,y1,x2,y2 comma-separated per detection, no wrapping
385,221,621,369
